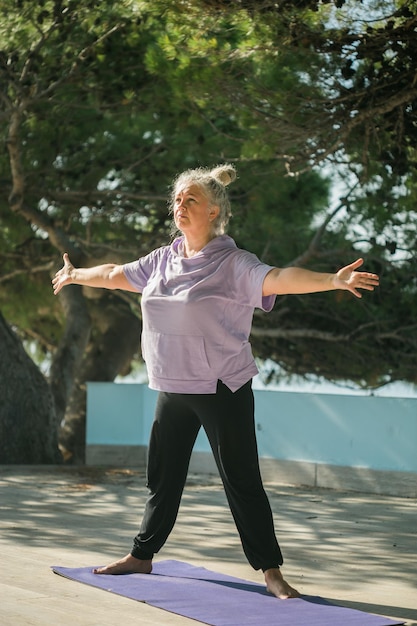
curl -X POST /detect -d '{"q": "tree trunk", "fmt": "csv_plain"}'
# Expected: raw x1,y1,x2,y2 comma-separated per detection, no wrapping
59,292,141,464
49,284,92,430
0,311,61,463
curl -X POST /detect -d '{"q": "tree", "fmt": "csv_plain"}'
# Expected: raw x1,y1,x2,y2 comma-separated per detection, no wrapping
0,312,60,463
144,0,417,388
1,0,162,461
1,0,416,463
193,0,417,177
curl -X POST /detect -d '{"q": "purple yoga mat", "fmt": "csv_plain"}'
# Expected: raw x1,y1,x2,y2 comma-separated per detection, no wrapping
52,560,403,626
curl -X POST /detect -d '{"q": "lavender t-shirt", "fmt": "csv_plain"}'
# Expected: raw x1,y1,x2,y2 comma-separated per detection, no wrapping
123,235,276,394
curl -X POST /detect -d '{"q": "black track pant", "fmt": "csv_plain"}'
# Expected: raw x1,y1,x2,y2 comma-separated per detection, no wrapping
130,379,283,571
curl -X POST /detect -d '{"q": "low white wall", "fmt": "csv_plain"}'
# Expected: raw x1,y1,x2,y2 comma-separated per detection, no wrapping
86,383,417,497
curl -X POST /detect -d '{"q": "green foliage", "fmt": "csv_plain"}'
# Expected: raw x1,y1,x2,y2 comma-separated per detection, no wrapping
0,0,416,391
229,168,330,263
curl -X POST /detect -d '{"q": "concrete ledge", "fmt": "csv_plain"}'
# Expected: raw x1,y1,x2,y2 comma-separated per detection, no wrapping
86,444,147,467
86,446,417,497
261,458,417,498
262,458,417,497
185,452,417,497
315,462,417,498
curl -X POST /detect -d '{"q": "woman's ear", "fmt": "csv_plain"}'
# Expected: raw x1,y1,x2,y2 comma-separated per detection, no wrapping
209,205,220,221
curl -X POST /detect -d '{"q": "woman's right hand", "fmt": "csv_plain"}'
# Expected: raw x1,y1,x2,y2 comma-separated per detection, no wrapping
52,253,74,295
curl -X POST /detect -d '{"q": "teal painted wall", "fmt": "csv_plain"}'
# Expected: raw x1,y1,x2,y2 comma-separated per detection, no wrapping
86,383,417,473
254,390,417,473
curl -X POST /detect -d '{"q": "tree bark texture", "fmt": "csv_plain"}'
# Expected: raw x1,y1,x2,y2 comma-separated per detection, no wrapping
48,284,92,429
0,312,61,463
58,291,141,464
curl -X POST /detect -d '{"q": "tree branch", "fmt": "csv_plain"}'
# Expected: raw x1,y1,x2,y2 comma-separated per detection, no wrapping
305,86,417,172
33,188,168,204
6,108,27,212
0,263,54,284
250,327,347,341
286,183,359,267
37,24,126,100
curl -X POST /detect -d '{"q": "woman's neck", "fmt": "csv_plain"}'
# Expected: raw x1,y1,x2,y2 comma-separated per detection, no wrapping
182,233,216,258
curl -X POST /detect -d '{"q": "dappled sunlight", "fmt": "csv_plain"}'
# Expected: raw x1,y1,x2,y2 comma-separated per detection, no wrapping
0,467,146,558
0,467,415,625
264,485,417,601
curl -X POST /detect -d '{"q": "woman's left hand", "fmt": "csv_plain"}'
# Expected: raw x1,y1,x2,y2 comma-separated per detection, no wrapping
333,258,379,298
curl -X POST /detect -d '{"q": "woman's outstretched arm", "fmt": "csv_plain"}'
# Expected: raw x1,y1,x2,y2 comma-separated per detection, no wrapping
52,253,138,295
262,258,379,298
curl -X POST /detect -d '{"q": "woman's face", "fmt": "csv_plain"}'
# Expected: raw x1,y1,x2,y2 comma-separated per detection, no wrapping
173,183,219,238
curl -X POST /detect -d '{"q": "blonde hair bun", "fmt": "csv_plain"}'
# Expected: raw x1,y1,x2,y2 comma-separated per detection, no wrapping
210,164,237,187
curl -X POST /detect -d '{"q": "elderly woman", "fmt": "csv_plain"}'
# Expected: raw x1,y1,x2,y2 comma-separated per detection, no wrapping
53,164,379,599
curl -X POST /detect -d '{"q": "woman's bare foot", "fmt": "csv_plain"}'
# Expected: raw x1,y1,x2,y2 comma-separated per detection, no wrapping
264,567,300,599
93,554,152,575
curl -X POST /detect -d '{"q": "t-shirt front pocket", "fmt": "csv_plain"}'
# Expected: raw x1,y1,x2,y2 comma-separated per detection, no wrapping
142,330,212,381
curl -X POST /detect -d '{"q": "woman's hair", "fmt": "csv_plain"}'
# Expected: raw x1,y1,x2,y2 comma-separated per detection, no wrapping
169,163,237,237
